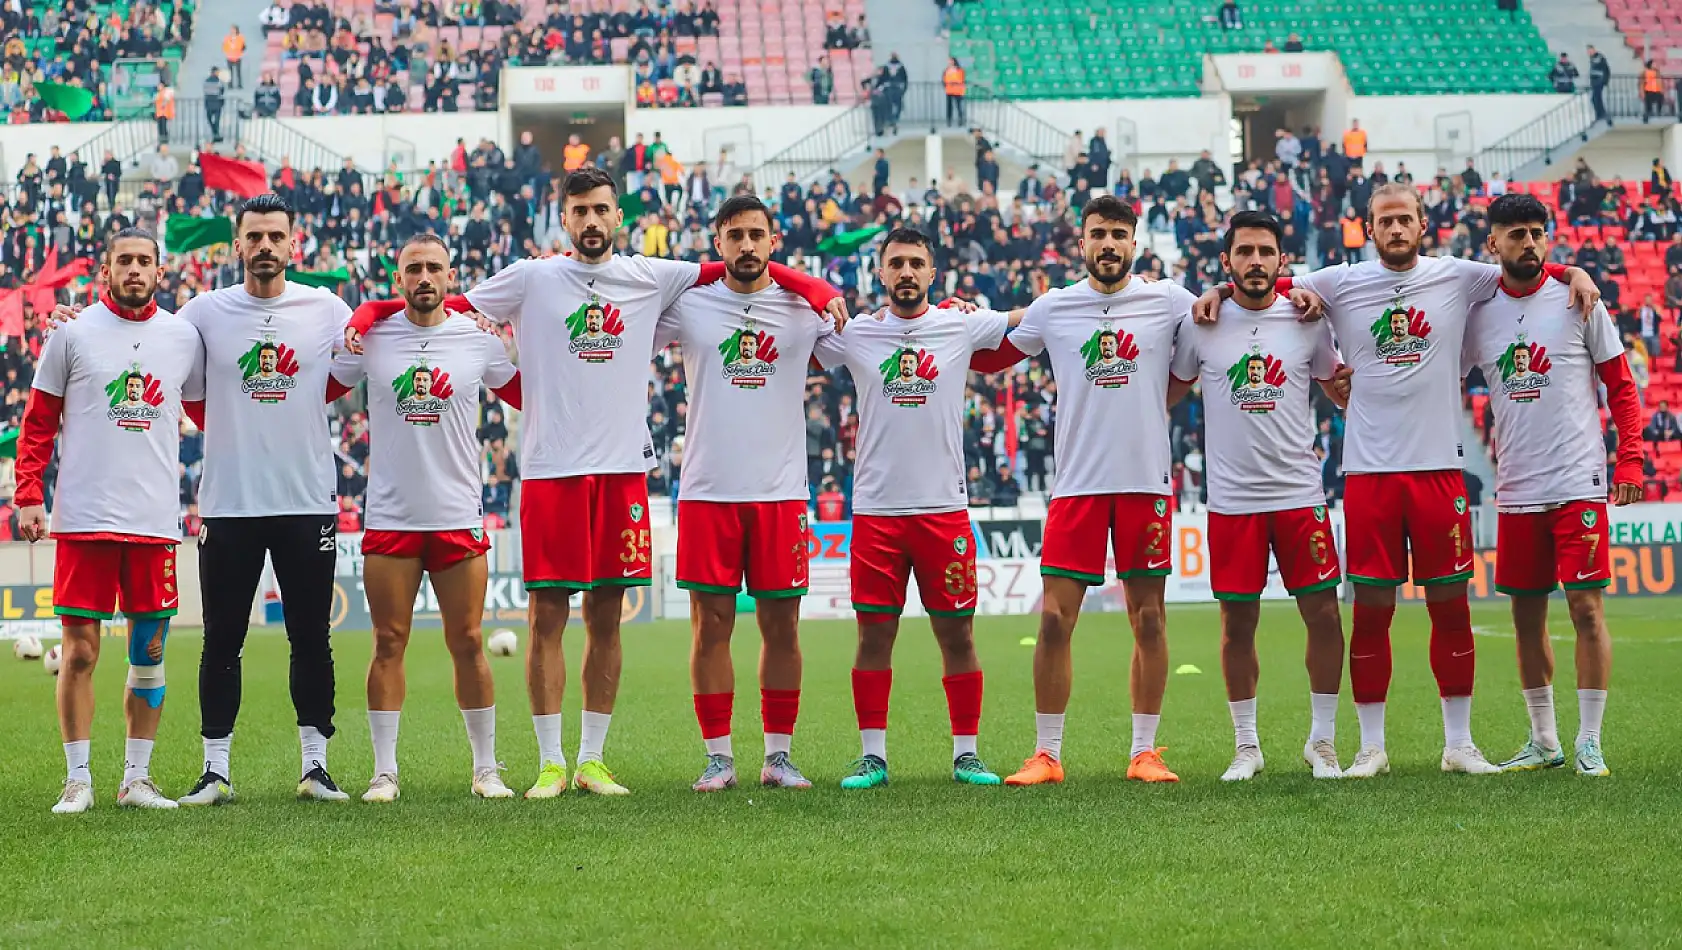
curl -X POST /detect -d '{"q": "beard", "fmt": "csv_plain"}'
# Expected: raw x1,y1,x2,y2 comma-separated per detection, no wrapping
246,254,284,278
1235,266,1275,300
1086,251,1132,286
728,255,766,283
403,284,441,313
1376,236,1419,267
111,282,154,310
572,228,610,260
1503,255,1544,283
890,283,925,305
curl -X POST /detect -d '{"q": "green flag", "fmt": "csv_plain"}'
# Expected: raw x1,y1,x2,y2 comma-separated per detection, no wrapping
0,427,16,460
164,215,233,253
287,266,351,289
816,225,886,256
34,82,95,119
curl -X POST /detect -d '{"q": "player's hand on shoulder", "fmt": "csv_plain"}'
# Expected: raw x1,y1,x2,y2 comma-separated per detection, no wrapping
1288,287,1326,322
43,303,79,338
1191,286,1229,324
1613,482,1644,506
1134,272,1158,283
465,310,498,334
1568,270,1602,316
823,297,850,332
938,296,979,313
343,325,364,355
17,505,47,543
1326,364,1353,408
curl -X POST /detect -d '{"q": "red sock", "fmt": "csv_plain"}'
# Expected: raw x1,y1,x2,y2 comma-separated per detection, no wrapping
942,670,984,737
693,692,733,740
851,668,892,730
761,688,800,736
1427,596,1475,697
1349,603,1395,704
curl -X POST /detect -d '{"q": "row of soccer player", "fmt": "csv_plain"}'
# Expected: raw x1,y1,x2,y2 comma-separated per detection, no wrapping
27,169,1633,813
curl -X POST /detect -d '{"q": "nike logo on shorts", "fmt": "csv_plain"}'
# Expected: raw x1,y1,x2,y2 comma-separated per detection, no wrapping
1452,649,1473,658
622,567,641,576
1576,569,1601,580
1147,559,1170,570
1317,567,1337,580
953,597,976,609
1453,561,1473,573
161,595,179,608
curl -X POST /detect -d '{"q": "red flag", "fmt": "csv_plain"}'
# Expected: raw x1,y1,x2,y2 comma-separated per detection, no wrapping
1004,386,1018,461
0,289,22,336
200,153,269,198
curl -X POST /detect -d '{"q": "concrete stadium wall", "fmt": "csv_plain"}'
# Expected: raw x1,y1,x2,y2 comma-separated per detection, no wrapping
0,121,116,184
1332,92,1570,180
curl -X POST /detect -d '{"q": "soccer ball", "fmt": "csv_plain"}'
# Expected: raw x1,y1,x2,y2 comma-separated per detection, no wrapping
43,644,62,676
13,635,43,660
487,629,519,657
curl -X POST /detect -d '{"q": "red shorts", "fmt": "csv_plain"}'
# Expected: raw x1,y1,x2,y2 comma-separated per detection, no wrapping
1495,501,1611,595
1344,471,1474,586
1041,493,1173,583
363,528,490,574
1209,507,1341,599
851,512,977,617
520,474,652,591
676,500,809,599
53,538,179,620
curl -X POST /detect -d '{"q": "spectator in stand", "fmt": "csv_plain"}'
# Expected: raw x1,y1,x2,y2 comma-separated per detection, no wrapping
204,67,227,143
1275,128,1302,167
1652,158,1674,197
1604,236,1628,275
825,10,850,48
1589,45,1612,126
810,55,835,104
1637,294,1663,360
1341,206,1366,262
1088,128,1112,188
1643,61,1666,123
852,14,871,47
255,73,283,117
1284,32,1304,52
224,25,247,88
1645,399,1681,443
942,57,966,126
1666,265,1682,322
1550,52,1579,93
1341,119,1366,169
816,477,847,521
722,73,747,106
1218,0,1242,30
1461,158,1484,196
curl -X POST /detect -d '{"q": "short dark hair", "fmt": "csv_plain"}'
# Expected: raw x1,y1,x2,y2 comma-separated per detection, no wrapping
1487,193,1552,228
1081,195,1137,231
236,192,295,229
1223,210,1283,255
881,226,932,259
106,226,159,259
563,166,617,198
403,231,449,251
713,194,773,232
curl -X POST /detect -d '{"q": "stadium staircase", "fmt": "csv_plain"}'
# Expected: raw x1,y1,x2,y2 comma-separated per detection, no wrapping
950,0,1555,97
1473,75,1677,179
751,82,1068,186
1528,0,1641,70
177,0,268,100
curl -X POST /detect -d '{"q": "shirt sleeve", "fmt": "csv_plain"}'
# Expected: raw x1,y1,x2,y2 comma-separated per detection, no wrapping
652,301,683,358
482,330,518,389
646,257,704,311
465,258,529,325
812,323,848,370
329,346,366,388
1584,302,1623,362
328,294,355,352
1168,315,1201,382
1007,297,1049,357
1309,320,1340,379
32,323,70,397
1293,262,1347,304
965,308,1012,352
1452,258,1503,303
182,330,207,401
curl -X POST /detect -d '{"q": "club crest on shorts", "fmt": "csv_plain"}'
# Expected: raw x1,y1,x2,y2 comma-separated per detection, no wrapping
1581,509,1598,528
1314,506,1326,522
1454,496,1467,514
953,536,968,555
797,512,808,532
471,526,484,541
629,503,644,523
1154,498,1168,517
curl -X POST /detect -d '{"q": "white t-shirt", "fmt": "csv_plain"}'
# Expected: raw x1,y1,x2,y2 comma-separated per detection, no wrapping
466,254,700,479
814,306,1010,515
330,315,517,531
1296,255,1500,474
180,282,352,517
1171,298,1340,514
1007,278,1191,498
33,304,203,540
655,282,833,502
1463,281,1621,509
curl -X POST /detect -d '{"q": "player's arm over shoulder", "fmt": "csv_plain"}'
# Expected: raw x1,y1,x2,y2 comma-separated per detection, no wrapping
465,258,531,324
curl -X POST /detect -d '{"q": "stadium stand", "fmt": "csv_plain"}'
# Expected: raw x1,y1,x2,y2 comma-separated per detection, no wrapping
1605,0,1682,78
256,0,864,115
954,0,1555,97
1,1,196,123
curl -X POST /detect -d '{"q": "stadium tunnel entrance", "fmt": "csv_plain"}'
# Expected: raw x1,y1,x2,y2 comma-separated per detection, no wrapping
1231,94,1324,173
510,105,627,179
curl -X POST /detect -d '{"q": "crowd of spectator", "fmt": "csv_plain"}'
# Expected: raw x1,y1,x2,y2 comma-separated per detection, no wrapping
1,0,194,124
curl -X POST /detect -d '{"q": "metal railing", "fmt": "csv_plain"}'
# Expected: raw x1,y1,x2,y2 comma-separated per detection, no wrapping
1474,76,1665,179
156,99,360,174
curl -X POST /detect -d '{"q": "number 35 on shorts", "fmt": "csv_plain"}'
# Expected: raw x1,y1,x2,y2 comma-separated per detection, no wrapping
619,528,650,564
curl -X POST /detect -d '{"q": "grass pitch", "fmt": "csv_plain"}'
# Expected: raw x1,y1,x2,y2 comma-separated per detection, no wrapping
4,599,1682,948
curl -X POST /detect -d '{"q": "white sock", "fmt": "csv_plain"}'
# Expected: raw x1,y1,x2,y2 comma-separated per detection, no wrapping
1228,698,1259,749
122,738,154,787
532,713,565,768
1577,688,1608,743
1035,712,1065,759
577,710,611,764
461,706,497,771
764,732,792,757
1309,692,1338,743
1522,685,1558,749
860,727,887,760
704,735,733,758
953,734,977,760
64,739,91,784
368,710,400,776
203,735,232,780
300,725,329,776
1441,695,1473,749
1130,713,1160,757
1355,701,1386,750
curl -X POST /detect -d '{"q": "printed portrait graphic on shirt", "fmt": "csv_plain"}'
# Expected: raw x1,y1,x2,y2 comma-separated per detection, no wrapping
879,343,939,405
1496,336,1552,402
719,317,779,388
1226,347,1287,413
392,360,454,425
106,364,165,430
239,333,300,401
1081,322,1140,386
566,295,625,362
1370,304,1432,365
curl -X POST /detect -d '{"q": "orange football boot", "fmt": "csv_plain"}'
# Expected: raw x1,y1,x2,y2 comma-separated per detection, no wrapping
1004,751,1066,786
1126,747,1180,783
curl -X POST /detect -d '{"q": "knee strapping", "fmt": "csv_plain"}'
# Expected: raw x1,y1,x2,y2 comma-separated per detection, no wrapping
127,618,169,708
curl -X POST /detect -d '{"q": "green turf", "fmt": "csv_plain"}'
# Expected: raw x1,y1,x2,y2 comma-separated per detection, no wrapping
4,599,1682,947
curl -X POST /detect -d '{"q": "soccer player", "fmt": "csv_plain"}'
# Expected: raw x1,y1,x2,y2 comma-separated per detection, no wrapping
17,228,203,813
328,234,525,801
1193,183,1600,777
176,192,356,803
654,194,842,792
812,227,1021,790
1460,194,1642,776
347,167,842,797
1167,211,1350,780
971,196,1210,786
